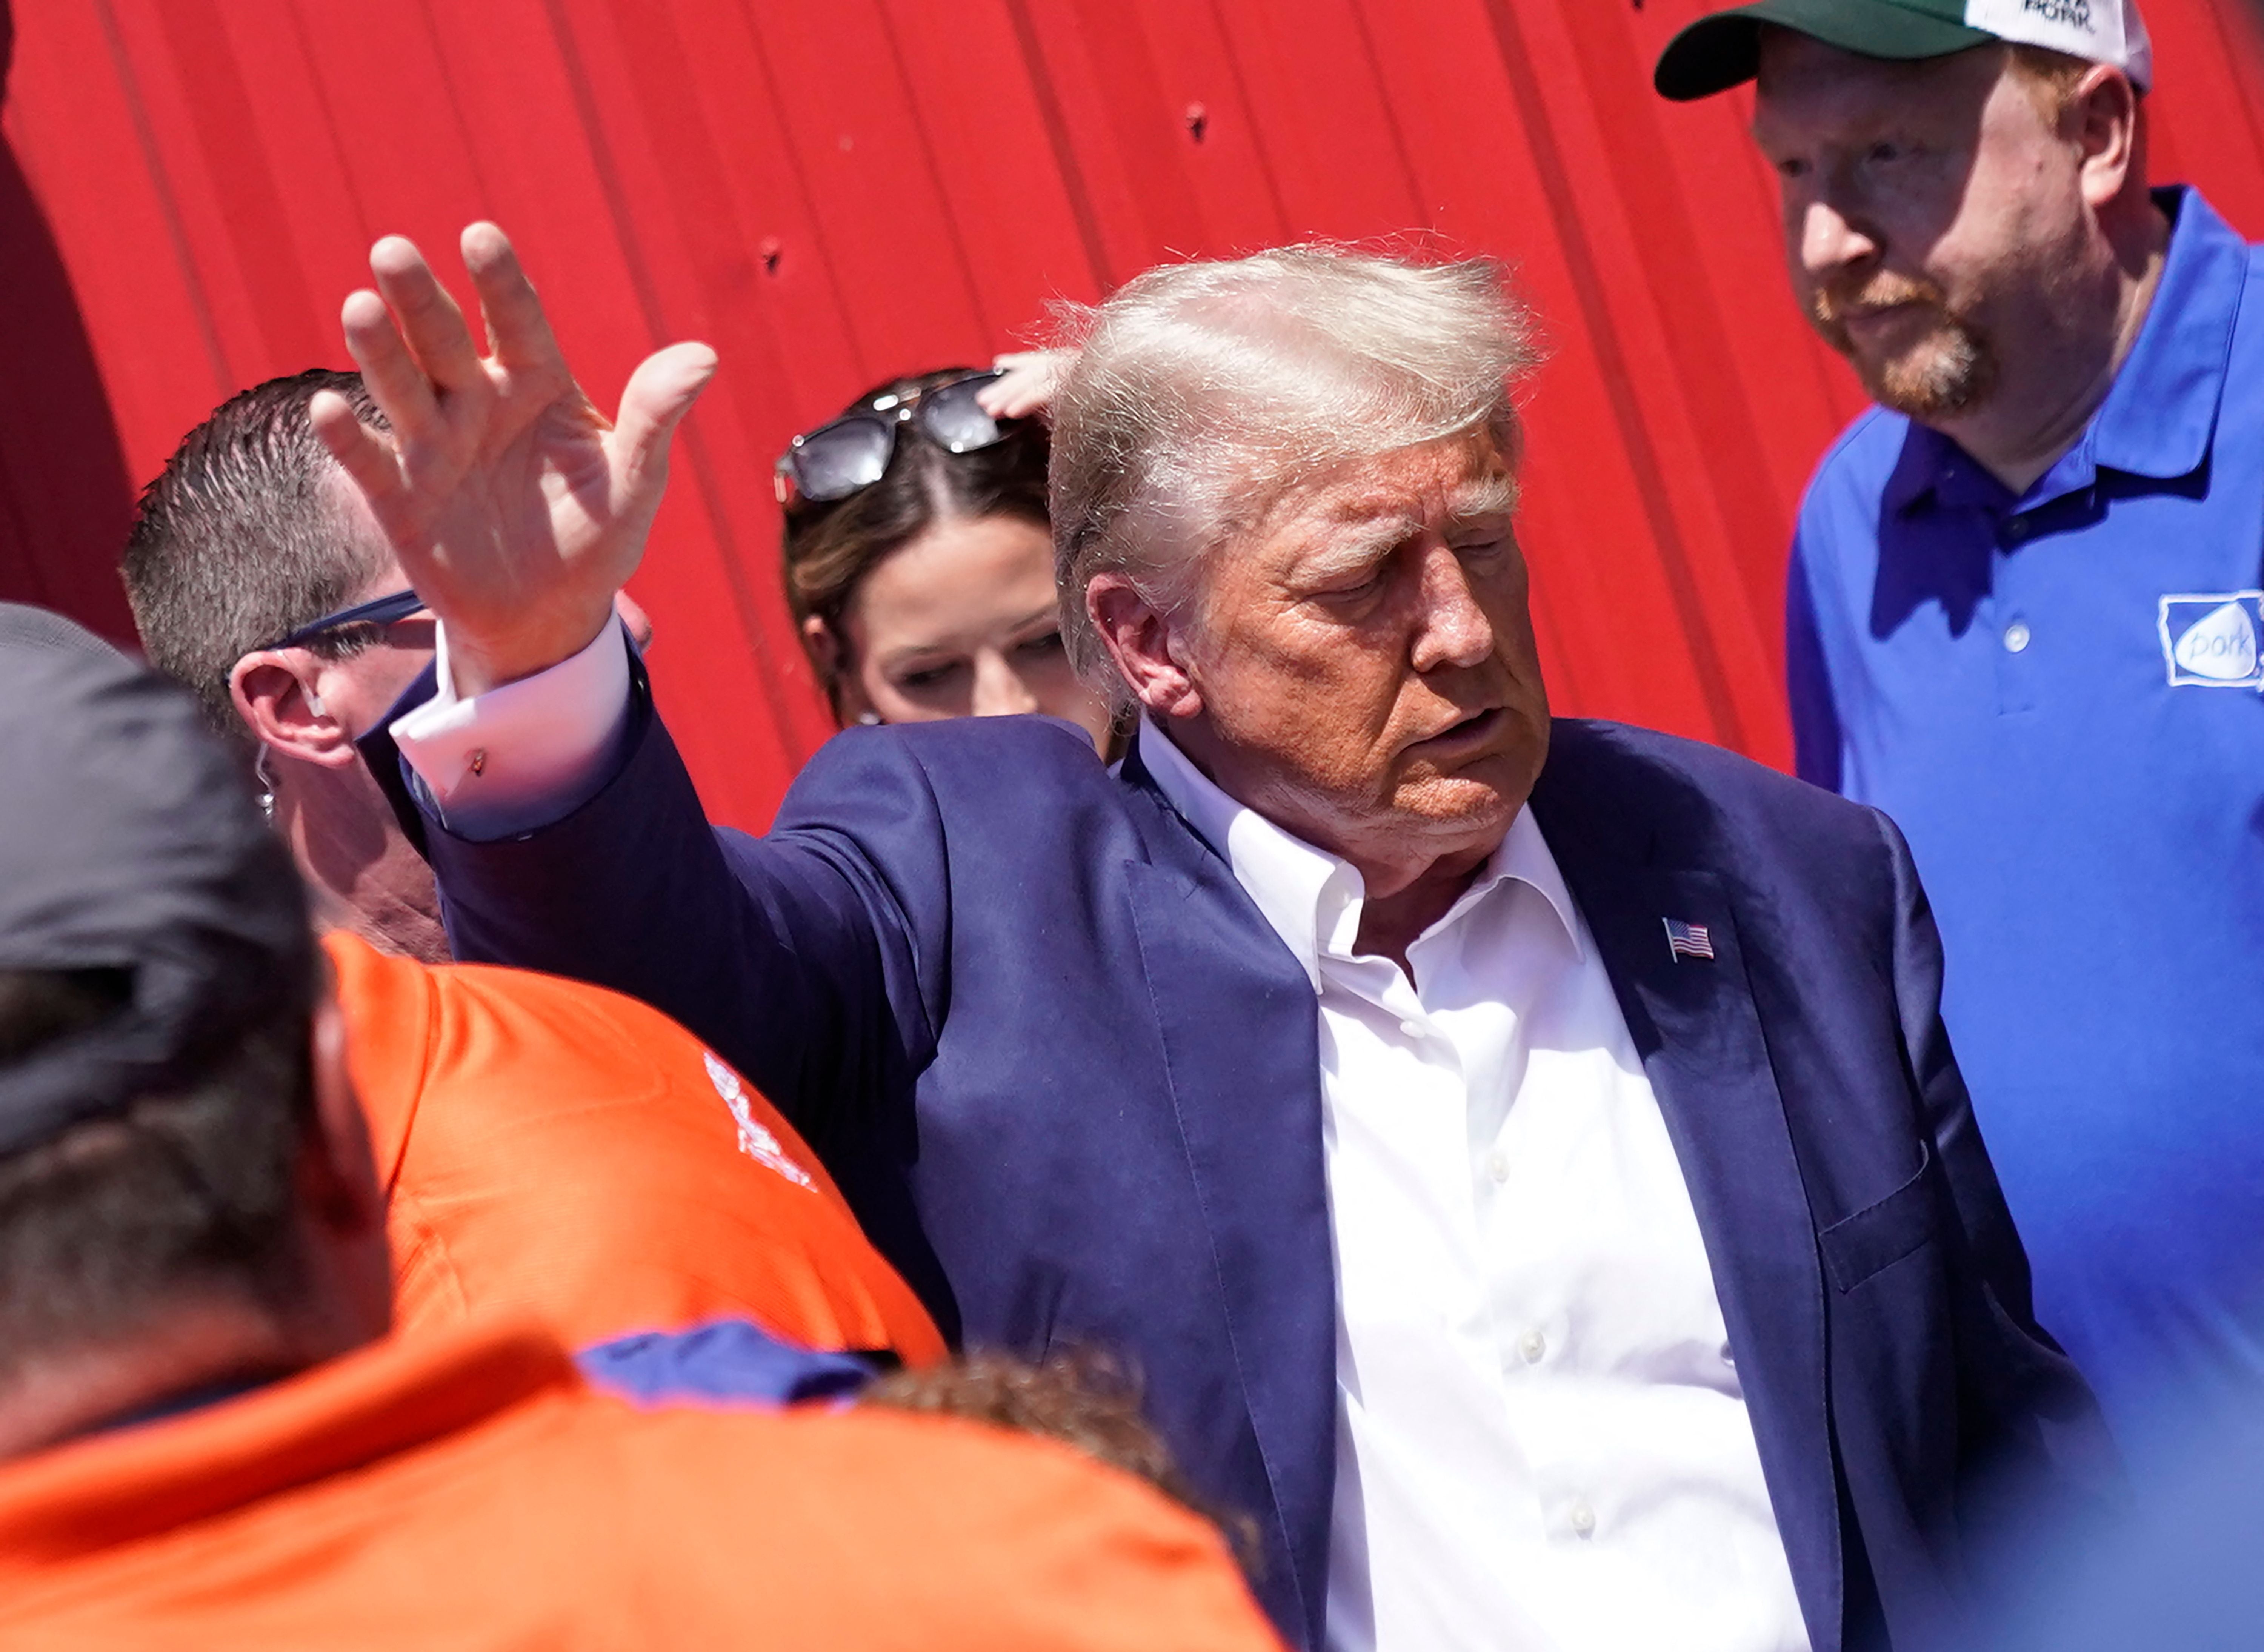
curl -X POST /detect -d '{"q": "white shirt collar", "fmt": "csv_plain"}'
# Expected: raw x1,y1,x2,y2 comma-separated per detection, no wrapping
1134,715,1584,991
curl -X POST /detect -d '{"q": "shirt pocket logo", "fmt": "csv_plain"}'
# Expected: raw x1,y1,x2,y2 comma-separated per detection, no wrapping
2157,592,2264,687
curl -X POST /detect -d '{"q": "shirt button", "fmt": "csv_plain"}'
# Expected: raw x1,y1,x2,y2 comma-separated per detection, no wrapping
1398,1019,1425,1040
1486,1149,1510,1184
2002,619,2032,654
1568,1499,1596,1538
1518,1329,1546,1364
2003,516,2032,544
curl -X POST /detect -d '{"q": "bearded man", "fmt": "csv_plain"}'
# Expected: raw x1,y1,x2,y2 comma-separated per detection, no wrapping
311,223,2110,1652
1657,0,2264,1479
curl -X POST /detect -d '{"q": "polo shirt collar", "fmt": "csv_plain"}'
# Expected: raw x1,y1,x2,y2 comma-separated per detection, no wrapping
2088,186,2247,482
1887,186,2247,515
1134,716,1583,991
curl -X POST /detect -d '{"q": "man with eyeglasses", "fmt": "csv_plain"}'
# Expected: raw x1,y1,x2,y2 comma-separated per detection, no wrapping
125,370,452,963
117,373,945,1369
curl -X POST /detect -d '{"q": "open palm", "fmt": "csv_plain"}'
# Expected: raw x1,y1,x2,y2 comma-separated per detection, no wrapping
310,223,716,695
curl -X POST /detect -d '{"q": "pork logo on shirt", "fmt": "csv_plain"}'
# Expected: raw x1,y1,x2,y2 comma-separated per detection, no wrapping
703,1050,818,1189
2157,593,2264,688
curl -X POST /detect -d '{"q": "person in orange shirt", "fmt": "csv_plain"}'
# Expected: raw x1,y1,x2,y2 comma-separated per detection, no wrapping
330,932,943,1361
0,624,1283,1652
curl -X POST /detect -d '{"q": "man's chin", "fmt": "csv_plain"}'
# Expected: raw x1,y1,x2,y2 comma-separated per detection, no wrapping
1389,762,1529,837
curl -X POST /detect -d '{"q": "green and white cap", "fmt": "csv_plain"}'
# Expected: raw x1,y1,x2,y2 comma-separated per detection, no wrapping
1653,0,2153,101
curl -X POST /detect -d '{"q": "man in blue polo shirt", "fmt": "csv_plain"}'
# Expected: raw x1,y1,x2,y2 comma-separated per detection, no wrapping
1656,0,2264,1471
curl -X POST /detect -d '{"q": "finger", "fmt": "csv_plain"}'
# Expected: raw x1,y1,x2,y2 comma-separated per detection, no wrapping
461,222,567,378
338,288,442,438
369,234,488,396
307,388,408,518
611,341,720,503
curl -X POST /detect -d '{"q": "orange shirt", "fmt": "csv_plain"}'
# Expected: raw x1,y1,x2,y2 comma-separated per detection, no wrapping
327,934,942,1363
0,1321,1285,1650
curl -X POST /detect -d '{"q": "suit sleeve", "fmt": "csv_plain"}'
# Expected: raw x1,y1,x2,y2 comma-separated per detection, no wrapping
420,666,945,1143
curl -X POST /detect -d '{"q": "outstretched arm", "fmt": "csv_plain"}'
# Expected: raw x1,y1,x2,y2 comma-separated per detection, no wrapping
312,227,930,1142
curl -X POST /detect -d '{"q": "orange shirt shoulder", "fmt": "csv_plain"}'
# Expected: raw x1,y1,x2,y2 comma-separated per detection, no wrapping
326,933,941,1362
0,1323,1283,1652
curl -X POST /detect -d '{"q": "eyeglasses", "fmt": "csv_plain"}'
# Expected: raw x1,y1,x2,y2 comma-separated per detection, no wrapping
268,589,428,650
774,369,1018,508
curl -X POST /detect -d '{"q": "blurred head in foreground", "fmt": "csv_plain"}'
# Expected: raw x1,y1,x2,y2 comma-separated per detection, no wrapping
0,619,390,1458
778,367,1114,750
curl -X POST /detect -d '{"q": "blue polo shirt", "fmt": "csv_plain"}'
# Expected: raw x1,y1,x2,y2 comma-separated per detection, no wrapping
1787,186,2264,1463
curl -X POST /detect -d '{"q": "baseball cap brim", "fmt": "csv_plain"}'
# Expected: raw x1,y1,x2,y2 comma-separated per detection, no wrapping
1654,0,1995,101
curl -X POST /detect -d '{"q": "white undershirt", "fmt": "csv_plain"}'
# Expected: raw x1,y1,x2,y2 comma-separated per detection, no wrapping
1138,719,1810,1652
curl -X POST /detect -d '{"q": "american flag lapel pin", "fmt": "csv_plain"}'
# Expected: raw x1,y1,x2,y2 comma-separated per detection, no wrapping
1663,917,1715,963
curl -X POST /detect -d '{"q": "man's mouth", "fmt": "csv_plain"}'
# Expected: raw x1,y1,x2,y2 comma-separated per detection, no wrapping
1836,301,1927,342
1410,707,1504,757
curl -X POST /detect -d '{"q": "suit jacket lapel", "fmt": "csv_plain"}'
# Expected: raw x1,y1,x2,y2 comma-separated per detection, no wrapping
1117,749,1338,1651
1539,800,1843,1652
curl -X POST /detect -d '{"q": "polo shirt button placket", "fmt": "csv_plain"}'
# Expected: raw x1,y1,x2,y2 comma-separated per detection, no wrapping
1994,513,2041,714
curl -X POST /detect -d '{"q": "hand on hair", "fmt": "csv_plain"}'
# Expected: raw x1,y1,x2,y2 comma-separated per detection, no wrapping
309,224,717,695
979,350,1070,421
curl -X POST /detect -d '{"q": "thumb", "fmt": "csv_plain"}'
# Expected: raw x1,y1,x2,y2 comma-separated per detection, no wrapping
614,341,720,501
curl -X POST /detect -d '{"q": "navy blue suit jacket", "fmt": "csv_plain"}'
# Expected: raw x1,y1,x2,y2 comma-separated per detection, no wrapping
420,683,2109,1651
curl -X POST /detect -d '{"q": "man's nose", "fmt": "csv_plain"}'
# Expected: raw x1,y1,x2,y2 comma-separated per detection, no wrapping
970,652,1041,718
1409,545,1496,674
1798,197,1879,281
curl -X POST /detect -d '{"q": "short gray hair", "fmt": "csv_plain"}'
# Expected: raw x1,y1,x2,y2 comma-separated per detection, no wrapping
1047,245,1540,693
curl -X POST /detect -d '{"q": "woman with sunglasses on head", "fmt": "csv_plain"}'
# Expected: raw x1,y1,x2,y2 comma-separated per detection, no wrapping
776,359,1116,753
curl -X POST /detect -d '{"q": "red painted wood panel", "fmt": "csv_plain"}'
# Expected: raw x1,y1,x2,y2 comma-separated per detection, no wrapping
3,0,2260,827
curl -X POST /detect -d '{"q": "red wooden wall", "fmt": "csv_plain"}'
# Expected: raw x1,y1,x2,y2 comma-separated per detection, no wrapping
5,0,2262,828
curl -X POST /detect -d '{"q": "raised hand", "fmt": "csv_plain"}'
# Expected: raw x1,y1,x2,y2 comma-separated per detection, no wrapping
309,223,717,696
978,349,1071,421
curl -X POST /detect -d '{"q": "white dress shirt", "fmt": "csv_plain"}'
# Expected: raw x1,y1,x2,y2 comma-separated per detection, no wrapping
1138,721,1810,1652
392,639,1813,1651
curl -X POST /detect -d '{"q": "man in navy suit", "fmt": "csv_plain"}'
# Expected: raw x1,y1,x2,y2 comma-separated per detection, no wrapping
312,225,2110,1652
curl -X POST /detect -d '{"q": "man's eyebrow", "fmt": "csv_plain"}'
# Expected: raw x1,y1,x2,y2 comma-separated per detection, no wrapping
1445,475,1519,526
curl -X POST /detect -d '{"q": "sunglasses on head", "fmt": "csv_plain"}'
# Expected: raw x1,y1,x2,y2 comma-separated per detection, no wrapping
774,369,1020,509
267,588,428,651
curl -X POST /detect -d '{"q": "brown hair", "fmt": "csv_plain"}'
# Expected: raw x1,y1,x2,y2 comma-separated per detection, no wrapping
860,1345,1264,1572
779,369,1051,722
122,369,392,743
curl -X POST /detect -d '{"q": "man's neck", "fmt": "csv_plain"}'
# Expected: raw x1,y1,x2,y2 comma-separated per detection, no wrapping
0,1300,306,1461
1353,847,1491,976
1938,196,2173,496
280,774,450,964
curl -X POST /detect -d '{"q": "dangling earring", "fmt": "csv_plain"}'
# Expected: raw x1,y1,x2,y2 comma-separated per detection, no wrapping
856,710,881,726
254,747,278,825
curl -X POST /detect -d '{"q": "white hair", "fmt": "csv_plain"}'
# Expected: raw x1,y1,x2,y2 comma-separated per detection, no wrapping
1046,244,1541,696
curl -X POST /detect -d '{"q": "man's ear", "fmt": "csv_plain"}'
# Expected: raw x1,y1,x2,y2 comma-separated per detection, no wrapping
2070,66,2144,209
231,652,357,770
1086,574,1202,722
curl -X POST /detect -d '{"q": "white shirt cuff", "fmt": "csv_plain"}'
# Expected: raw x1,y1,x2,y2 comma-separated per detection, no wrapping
389,619,633,841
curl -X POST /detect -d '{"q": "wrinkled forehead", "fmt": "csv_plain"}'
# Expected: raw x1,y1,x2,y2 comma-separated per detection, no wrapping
1257,432,1519,558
